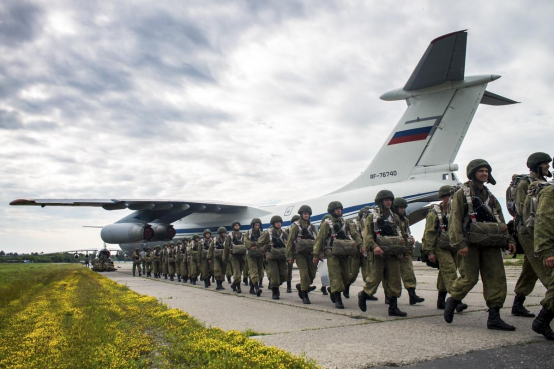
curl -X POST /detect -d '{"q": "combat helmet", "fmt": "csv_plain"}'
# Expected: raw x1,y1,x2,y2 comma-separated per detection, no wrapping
176,240,183,245
297,205,312,215
375,189,395,207
466,159,496,185
527,152,552,177
217,226,227,234
327,201,343,215
250,218,262,226
270,215,283,226
231,220,241,228
438,185,452,198
192,234,200,240
291,215,301,223
393,197,408,208
155,245,161,250
169,241,175,246
322,214,332,222
203,229,212,236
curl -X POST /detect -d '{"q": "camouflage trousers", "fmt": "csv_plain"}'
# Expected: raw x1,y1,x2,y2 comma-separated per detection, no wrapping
213,257,226,281
145,262,152,275
189,258,200,278
226,261,233,278
152,260,160,275
398,257,417,289
287,261,293,283
230,255,246,285
243,259,249,280
200,257,212,281
295,253,316,291
450,245,507,309
348,253,369,285
180,259,188,279
325,252,350,294
162,259,167,274
268,259,287,288
542,270,554,311
247,256,264,285
168,259,176,277
363,254,402,298
514,231,552,296
132,262,141,274
435,247,458,293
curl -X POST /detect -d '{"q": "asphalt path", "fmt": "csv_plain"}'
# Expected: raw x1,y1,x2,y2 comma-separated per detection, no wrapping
101,262,552,368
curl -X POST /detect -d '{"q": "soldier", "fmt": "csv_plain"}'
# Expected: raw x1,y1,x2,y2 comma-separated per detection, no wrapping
357,191,409,316
188,235,201,285
444,159,516,331
259,216,289,299
200,229,214,288
511,152,553,317
175,240,183,282
422,186,467,312
132,248,142,277
245,218,264,296
84,253,90,268
349,207,378,301
286,205,318,304
224,221,247,293
531,181,554,340
393,197,424,305
285,215,301,294
225,260,233,284
152,245,161,278
179,239,188,283
168,242,177,281
141,248,146,274
210,227,228,289
314,202,362,309
162,243,169,279
145,247,153,277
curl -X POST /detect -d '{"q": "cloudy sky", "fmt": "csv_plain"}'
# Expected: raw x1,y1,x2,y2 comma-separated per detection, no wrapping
1,0,553,254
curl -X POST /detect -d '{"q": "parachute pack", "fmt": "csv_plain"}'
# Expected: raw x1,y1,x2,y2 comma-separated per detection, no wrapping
505,174,530,218
522,180,553,231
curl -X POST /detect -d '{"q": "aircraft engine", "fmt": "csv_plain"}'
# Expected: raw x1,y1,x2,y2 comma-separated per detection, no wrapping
100,223,154,244
151,224,176,240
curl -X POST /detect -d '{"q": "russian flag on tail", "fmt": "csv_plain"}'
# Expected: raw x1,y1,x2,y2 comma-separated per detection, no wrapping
388,126,433,145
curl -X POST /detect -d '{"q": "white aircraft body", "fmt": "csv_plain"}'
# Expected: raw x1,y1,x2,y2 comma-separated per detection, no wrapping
10,30,517,257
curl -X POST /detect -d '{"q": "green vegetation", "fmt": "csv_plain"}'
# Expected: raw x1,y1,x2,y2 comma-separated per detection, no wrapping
0,264,317,369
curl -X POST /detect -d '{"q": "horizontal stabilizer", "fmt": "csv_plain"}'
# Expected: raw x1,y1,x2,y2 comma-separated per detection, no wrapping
480,90,519,105
404,30,467,91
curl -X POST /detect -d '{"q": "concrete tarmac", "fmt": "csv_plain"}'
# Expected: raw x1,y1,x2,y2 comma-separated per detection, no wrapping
101,262,552,368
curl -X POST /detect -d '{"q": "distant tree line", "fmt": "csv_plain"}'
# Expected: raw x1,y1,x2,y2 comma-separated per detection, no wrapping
0,252,127,264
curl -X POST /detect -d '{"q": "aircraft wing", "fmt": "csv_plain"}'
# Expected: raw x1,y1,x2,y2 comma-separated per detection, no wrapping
10,198,248,212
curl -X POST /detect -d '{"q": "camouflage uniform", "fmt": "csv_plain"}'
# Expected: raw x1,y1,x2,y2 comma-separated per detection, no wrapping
179,240,188,282
314,202,362,309
200,231,214,288
162,244,169,278
444,160,515,331
531,184,554,340
188,236,201,284
348,214,370,292
245,218,264,296
210,228,228,288
512,153,553,316
152,246,161,278
258,216,289,299
357,191,408,316
132,249,142,276
167,243,177,281
286,206,318,304
224,221,247,293
145,248,153,277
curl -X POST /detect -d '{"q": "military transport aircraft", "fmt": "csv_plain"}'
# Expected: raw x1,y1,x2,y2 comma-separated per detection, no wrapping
10,30,518,257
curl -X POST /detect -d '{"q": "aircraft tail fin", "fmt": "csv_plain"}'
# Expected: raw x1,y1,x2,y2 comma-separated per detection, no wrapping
333,30,517,193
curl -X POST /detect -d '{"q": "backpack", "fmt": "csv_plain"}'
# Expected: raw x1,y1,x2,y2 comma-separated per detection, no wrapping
506,174,530,217
522,180,553,232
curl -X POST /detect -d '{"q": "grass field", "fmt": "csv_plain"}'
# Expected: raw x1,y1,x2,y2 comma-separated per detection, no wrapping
0,264,317,369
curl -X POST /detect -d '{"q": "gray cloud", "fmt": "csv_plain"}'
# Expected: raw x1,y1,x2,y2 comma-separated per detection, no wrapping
0,0,44,46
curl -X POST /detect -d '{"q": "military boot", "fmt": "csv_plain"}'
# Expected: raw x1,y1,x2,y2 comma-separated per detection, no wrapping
204,279,210,288
487,307,516,331
512,295,535,317
259,277,264,288
343,284,351,299
133,272,135,277
139,272,141,277
532,307,554,340
243,276,249,286
408,288,424,305
335,293,345,309
227,276,231,284
164,274,168,279
384,294,390,305
358,291,368,312
192,278,197,285
256,283,262,297
328,287,336,303
444,297,460,323
296,284,302,299
177,275,181,282
218,280,226,290
309,286,316,292
231,282,237,292
456,302,468,313
388,297,407,317
236,282,242,293
249,282,255,295
321,286,328,295
286,281,292,293
170,276,174,281
272,287,279,300
212,276,215,283
366,294,378,301
302,291,311,304
437,291,447,309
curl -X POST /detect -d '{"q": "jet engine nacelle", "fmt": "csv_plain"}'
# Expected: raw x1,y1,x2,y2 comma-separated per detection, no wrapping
100,223,154,244
150,223,176,240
